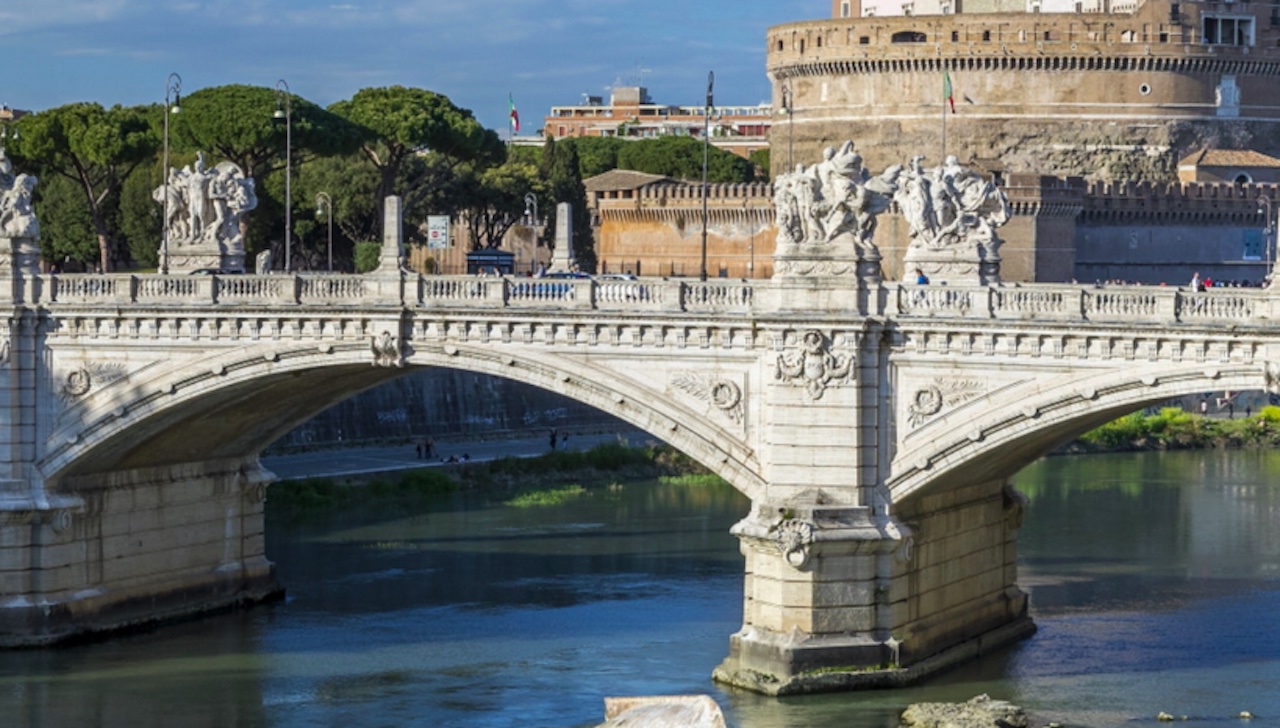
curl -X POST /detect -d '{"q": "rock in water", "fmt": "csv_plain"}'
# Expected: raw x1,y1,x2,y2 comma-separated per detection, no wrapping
597,695,726,727
899,694,1028,728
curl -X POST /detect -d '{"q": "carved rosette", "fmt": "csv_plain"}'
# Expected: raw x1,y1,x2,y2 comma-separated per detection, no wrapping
371,331,402,368
670,372,744,424
58,362,130,403
906,378,987,428
775,518,816,569
775,330,855,400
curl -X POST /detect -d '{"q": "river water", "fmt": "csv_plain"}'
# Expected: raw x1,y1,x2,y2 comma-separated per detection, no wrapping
2,450,1280,727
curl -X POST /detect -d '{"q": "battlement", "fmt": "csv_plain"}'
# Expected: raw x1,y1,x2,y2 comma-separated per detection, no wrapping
1081,179,1278,220
769,0,1280,77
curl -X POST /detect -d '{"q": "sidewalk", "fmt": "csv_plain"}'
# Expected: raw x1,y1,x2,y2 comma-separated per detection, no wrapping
261,429,655,481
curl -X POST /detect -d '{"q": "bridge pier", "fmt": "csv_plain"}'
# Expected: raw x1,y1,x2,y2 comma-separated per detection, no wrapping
0,459,280,646
714,478,1034,695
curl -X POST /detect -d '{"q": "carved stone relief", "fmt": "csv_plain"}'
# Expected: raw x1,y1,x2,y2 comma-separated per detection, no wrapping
58,362,129,402
774,518,816,570
775,330,854,400
906,377,987,428
371,331,402,368
670,372,744,424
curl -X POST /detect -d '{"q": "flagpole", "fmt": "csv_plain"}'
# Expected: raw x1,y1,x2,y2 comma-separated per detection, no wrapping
941,71,948,159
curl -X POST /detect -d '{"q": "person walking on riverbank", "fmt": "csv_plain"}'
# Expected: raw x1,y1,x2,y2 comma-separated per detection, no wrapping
549,428,557,451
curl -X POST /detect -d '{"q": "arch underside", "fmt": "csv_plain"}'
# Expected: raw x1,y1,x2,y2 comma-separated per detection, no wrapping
43,345,766,501
889,362,1266,505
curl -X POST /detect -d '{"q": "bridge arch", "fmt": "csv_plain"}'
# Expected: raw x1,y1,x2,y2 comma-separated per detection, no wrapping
888,361,1266,505
39,338,766,502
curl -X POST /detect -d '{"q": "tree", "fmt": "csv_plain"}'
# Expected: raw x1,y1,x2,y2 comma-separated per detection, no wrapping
452,159,545,251
540,138,595,271
329,86,506,225
12,103,156,271
31,174,99,268
615,136,755,183
566,137,625,178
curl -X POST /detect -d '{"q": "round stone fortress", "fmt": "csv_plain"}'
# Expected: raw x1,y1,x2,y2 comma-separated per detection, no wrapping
767,0,1280,181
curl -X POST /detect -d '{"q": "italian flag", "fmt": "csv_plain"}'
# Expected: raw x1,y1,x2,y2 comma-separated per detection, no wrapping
509,94,520,134
943,71,956,113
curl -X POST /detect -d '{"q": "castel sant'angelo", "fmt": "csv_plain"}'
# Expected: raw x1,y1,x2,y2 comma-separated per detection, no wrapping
589,0,1280,286
767,0,1280,181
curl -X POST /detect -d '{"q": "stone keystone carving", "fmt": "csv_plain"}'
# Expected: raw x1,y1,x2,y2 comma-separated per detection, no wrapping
774,519,816,569
772,140,901,280
0,149,39,239
895,155,1010,285
775,330,855,400
371,331,402,368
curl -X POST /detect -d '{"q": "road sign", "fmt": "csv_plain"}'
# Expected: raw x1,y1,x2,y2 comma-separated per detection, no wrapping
427,216,450,250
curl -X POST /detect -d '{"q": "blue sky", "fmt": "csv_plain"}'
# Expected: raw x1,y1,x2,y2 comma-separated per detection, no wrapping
1,0,816,134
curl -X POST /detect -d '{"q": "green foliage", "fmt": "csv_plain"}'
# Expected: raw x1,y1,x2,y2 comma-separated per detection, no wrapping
268,470,456,517
1258,405,1280,423
32,174,98,267
659,473,726,486
1075,406,1280,452
12,102,157,270
749,148,771,179
329,86,505,218
566,137,625,178
354,241,381,273
119,162,162,269
504,485,586,508
614,136,755,183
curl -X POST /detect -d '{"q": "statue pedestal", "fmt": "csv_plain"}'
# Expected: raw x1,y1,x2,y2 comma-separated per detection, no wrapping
902,241,1001,286
770,237,881,314
165,242,245,274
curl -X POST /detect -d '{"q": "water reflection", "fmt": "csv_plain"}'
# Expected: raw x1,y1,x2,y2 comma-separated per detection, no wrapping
0,453,1279,727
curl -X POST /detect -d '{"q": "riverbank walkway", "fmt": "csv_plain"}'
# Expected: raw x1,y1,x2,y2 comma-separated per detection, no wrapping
261,428,656,481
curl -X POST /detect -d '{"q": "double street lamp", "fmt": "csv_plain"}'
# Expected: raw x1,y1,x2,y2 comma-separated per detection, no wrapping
316,191,333,273
274,79,292,272
162,72,182,275
701,70,714,282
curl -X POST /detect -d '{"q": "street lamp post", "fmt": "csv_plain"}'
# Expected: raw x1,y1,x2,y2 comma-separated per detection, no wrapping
274,79,293,272
781,81,794,171
701,70,714,282
524,192,539,276
1260,193,1275,285
162,72,182,275
745,199,755,278
316,191,333,273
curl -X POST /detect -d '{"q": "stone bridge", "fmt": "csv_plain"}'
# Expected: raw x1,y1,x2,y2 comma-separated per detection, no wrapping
3,206,1279,696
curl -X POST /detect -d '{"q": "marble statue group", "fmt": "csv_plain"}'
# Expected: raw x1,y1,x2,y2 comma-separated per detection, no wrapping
152,152,257,249
773,141,1010,283
0,149,38,239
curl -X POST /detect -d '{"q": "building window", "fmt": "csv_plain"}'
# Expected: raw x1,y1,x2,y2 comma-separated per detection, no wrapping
983,29,992,41
952,30,960,41
1203,14,1255,45
860,35,871,43
841,1,851,17
902,2,914,15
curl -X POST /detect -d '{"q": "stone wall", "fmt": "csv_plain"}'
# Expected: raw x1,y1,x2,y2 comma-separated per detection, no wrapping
270,369,629,451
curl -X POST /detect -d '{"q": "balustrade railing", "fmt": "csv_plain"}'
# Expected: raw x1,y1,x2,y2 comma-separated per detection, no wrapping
35,270,1277,326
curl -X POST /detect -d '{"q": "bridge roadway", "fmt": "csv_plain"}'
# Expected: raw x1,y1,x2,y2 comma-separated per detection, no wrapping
5,236,1280,695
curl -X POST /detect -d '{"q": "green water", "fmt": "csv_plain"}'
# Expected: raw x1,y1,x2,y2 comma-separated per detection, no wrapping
1,450,1279,727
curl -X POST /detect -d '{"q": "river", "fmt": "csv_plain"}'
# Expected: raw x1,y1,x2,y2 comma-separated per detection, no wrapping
2,449,1279,727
